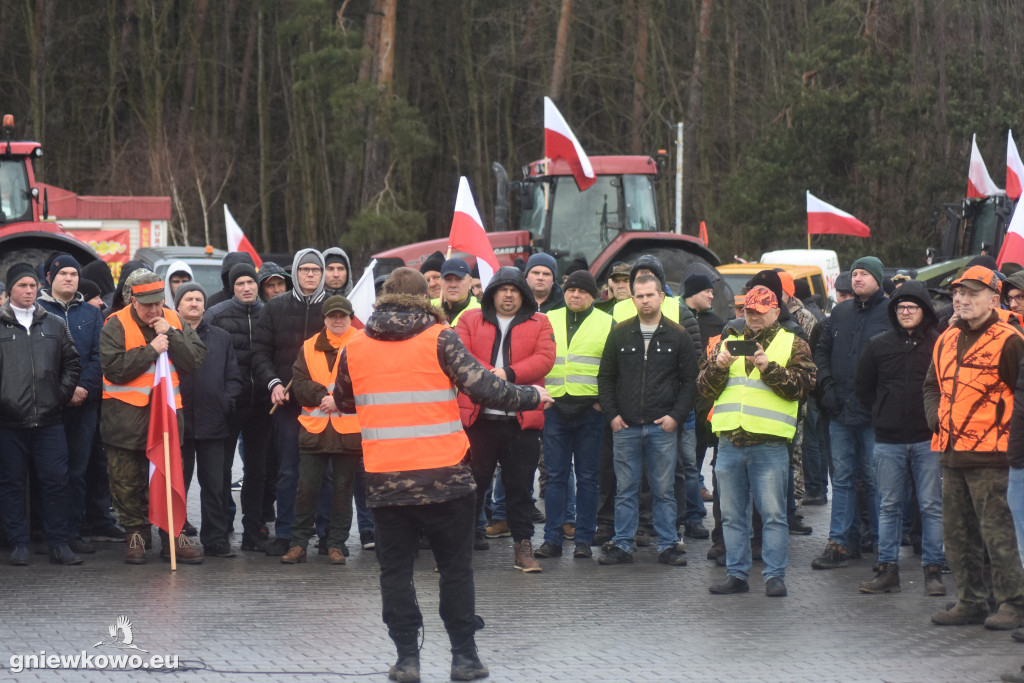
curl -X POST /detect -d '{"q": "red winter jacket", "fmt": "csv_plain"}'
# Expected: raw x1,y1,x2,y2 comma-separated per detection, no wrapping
455,306,555,430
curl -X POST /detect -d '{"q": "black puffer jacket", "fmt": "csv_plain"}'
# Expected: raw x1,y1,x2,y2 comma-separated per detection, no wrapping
179,320,243,440
0,303,81,429
251,248,326,394
854,280,937,444
814,287,889,426
207,252,256,309
204,296,267,409
621,254,702,356
597,315,698,427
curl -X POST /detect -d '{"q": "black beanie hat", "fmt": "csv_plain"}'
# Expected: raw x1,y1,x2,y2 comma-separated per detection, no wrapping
745,269,784,305
228,263,259,291
420,251,445,274
78,278,102,302
683,274,713,299
5,262,39,292
563,270,599,299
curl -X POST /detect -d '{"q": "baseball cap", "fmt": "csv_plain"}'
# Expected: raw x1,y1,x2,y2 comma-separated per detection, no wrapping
440,258,471,278
130,271,166,304
951,265,1001,293
744,285,779,313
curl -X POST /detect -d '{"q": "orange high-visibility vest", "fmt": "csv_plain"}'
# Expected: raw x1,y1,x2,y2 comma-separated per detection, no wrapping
298,330,360,435
932,320,1017,453
996,308,1024,337
346,325,469,473
102,307,183,408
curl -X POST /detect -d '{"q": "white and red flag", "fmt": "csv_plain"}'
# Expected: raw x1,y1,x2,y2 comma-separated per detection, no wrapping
806,191,871,238
544,96,596,191
348,258,378,329
967,134,1002,199
449,177,500,291
998,201,1024,268
224,204,263,268
1008,130,1024,201
146,352,187,538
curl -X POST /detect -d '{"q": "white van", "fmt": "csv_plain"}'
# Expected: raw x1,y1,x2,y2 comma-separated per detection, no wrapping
760,249,841,301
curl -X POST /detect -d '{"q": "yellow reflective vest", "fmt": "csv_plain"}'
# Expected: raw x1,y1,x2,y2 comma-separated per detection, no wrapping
431,296,480,327
612,296,680,324
710,329,798,440
545,307,612,398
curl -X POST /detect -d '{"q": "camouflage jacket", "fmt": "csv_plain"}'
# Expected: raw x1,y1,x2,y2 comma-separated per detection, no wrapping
333,294,541,507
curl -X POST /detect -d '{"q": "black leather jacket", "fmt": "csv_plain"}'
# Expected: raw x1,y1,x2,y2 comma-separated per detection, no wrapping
0,302,81,429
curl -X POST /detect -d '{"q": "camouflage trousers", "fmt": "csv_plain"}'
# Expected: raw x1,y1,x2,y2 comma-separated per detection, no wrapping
791,404,806,501
943,466,1024,611
106,445,150,530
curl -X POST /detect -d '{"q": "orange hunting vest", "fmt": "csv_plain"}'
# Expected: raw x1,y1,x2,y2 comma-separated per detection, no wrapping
102,307,183,409
931,320,1016,453
297,330,360,435
346,325,469,473
996,308,1024,337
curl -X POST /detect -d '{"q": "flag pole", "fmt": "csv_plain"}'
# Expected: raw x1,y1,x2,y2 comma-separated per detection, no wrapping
807,232,811,250
163,430,176,571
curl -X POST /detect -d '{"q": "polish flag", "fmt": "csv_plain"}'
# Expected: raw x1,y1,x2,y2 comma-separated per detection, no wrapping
967,134,1002,199
449,177,500,291
544,97,596,191
146,352,187,538
1008,130,1024,201
806,191,871,238
224,204,263,267
348,258,378,329
997,203,1024,268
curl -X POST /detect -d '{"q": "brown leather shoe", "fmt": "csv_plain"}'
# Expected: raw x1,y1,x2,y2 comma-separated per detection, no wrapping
328,547,347,565
125,529,147,565
161,534,204,564
281,546,307,564
700,487,714,502
513,540,542,573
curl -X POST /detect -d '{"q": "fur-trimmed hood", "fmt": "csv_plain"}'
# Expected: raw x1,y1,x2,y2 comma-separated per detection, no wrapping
365,294,446,341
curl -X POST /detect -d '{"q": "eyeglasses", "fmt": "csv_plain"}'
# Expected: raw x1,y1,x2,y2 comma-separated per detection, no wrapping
296,266,322,275
1008,294,1024,303
896,304,921,314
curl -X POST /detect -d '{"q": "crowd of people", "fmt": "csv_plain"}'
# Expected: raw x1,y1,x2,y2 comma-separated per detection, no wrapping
6,244,1024,681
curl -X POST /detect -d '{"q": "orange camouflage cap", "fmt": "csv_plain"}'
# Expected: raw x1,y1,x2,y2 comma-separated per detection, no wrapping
744,285,779,313
951,265,1001,293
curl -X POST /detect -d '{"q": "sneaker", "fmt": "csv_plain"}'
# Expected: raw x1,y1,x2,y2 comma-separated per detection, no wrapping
562,523,576,539
765,576,788,597
811,541,848,569
328,547,347,565
485,520,510,538
181,519,198,537
473,531,489,551
788,514,812,535
49,544,84,566
635,527,653,547
684,521,710,539
9,545,29,566
931,601,989,626
598,545,634,565
87,522,125,542
533,541,563,558
573,542,593,559
68,536,96,554
240,532,266,552
265,537,291,557
231,479,243,491
658,547,687,566
360,529,376,550
709,575,749,594
205,543,236,558
281,546,307,564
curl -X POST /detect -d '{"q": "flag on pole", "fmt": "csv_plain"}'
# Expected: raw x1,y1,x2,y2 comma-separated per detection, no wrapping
997,202,1024,268
348,258,377,328
449,177,500,291
146,352,187,537
967,134,1002,199
806,191,871,238
544,96,596,191
698,220,709,246
1008,130,1024,201
224,205,263,267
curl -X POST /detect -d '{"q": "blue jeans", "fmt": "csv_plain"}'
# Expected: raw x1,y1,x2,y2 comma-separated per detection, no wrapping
0,425,70,547
62,404,98,536
1007,467,1024,567
874,441,943,566
543,407,603,545
715,437,789,581
611,424,678,553
828,422,877,549
675,423,706,525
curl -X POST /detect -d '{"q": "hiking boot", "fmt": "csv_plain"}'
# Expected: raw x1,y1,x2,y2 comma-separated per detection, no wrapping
281,546,307,564
68,536,96,554
924,564,947,596
328,547,347,565
684,521,710,539
859,562,900,594
125,529,147,564
265,536,291,556
562,522,576,539
592,526,613,546
765,577,788,597
205,543,236,558
513,540,542,572
986,604,1024,631
706,544,726,560
485,520,510,538
811,541,848,569
240,532,266,552
658,547,687,566
87,522,125,542
573,542,592,559
360,529,376,550
598,545,634,565
529,504,546,524
802,493,827,506
709,575,749,594
931,601,989,626
533,541,562,558
788,514,812,535
635,527,653,547
388,654,420,683
450,651,488,681
701,487,714,502
49,544,84,566
161,534,204,564
473,531,489,550
9,544,29,566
